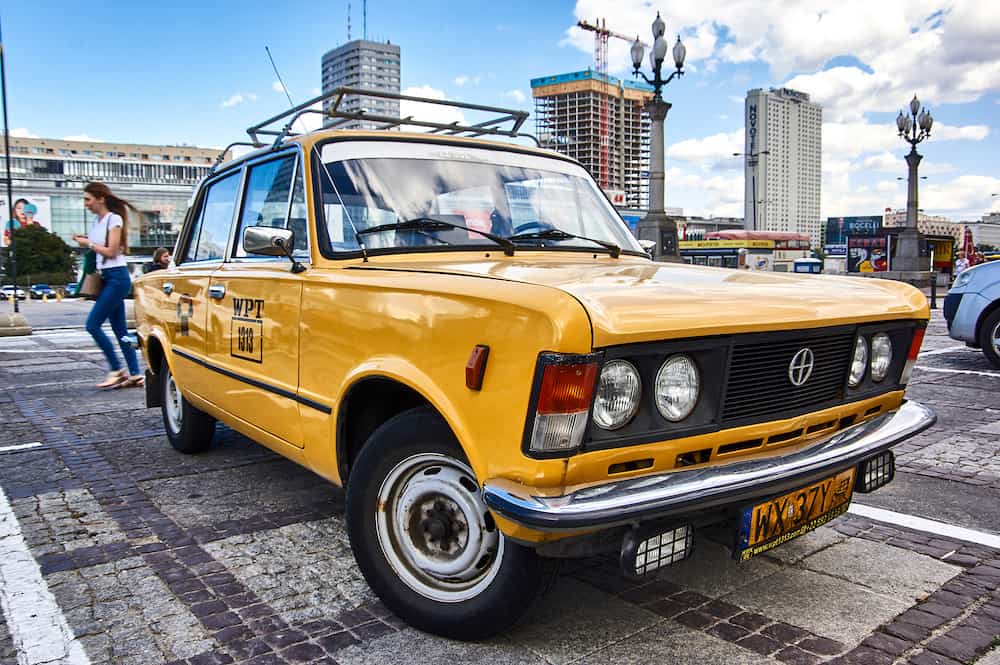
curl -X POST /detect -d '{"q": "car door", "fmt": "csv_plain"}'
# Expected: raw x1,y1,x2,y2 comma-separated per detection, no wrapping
158,169,243,399
205,151,307,448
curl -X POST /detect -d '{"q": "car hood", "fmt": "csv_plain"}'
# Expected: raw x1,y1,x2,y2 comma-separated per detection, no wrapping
350,255,929,347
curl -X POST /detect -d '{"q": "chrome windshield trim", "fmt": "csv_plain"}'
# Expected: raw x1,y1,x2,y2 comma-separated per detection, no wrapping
483,400,936,531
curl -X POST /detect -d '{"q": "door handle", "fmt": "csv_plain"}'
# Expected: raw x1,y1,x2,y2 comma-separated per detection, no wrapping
209,285,226,300
162,282,174,295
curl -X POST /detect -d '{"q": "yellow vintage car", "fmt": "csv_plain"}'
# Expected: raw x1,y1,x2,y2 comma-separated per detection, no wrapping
133,99,935,640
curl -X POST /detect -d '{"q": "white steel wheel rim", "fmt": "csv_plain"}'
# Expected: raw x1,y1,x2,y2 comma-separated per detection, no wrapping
375,452,503,603
164,371,183,434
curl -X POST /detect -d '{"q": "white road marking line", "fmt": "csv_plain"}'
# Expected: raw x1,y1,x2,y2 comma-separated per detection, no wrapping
919,345,975,357
849,503,1000,550
0,443,42,453
0,349,103,354
915,366,1000,378
0,484,91,665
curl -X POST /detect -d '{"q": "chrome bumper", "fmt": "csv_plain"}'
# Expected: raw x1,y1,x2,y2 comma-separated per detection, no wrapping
483,400,936,532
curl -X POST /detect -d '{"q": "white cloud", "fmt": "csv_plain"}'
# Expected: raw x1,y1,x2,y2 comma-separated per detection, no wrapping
399,85,465,130
666,130,743,169
62,134,103,142
10,128,38,139
454,75,482,87
224,92,257,108
503,89,527,104
272,81,288,94
568,1,1000,112
312,87,322,96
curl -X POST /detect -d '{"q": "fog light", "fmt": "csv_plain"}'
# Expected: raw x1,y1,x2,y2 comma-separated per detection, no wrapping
620,523,693,578
856,451,895,493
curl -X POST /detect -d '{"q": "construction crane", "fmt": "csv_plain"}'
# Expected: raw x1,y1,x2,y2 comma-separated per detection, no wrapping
577,19,649,190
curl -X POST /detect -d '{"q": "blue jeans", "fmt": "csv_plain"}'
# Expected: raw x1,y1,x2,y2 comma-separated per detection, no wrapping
86,266,139,375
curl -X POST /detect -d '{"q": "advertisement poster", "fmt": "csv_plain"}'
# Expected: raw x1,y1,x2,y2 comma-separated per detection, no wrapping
825,216,882,246
1,195,52,248
847,236,889,273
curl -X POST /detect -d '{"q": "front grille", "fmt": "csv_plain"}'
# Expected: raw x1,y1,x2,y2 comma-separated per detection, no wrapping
722,331,855,424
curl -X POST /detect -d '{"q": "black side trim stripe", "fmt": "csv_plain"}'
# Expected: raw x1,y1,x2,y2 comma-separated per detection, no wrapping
172,347,332,415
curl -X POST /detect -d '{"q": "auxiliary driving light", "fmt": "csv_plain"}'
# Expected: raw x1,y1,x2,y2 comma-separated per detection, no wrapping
620,523,693,578
856,451,895,493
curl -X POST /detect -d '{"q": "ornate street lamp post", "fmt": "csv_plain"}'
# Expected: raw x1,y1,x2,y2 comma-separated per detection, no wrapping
893,94,934,273
631,13,686,261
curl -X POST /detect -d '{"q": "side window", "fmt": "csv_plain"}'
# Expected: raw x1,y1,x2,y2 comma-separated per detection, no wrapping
235,156,307,258
183,171,241,263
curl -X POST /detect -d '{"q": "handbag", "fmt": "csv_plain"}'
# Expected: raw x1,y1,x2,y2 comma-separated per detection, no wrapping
79,216,111,300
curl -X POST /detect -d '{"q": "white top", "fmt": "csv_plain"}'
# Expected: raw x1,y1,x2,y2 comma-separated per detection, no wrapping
88,213,127,270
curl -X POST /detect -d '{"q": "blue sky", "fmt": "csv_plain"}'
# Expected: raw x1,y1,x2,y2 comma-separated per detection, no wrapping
5,1,999,220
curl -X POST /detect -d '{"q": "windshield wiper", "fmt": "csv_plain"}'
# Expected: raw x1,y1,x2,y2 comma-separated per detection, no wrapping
508,228,621,258
356,217,515,256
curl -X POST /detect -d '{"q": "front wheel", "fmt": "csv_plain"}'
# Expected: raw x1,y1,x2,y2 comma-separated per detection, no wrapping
346,407,545,640
160,362,216,453
979,309,1000,369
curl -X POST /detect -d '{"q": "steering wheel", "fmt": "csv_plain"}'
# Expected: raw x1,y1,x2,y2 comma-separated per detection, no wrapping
512,221,553,235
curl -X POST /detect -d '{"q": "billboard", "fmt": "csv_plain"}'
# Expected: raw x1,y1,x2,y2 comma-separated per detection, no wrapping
2,195,52,248
847,236,889,273
825,216,882,246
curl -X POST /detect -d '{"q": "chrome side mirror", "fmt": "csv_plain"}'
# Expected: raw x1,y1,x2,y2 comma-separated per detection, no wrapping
244,226,294,256
243,226,306,273
638,239,656,257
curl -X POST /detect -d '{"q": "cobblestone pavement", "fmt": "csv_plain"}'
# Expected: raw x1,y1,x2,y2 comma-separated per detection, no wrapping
0,315,998,665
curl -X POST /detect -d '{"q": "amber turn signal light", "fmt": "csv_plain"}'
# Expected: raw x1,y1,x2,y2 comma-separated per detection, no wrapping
465,345,490,391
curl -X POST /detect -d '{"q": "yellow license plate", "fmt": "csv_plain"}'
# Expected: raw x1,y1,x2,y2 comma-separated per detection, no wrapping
736,467,856,562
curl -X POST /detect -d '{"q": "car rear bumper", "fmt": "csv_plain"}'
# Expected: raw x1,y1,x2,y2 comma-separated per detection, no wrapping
482,400,936,532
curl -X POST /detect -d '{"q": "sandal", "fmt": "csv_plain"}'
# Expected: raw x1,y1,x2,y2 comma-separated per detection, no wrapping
122,374,145,388
97,370,127,389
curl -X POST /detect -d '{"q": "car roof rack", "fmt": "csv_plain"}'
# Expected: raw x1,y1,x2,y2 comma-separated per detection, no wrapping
246,87,540,149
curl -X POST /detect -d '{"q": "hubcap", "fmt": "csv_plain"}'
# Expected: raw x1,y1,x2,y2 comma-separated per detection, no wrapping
164,370,183,434
375,453,502,603
992,321,1000,359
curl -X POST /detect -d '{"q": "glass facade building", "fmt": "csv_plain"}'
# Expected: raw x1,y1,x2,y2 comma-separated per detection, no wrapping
2,136,223,267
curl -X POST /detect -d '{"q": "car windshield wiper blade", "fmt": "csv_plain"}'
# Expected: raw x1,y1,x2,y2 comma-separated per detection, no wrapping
508,228,621,258
356,217,515,256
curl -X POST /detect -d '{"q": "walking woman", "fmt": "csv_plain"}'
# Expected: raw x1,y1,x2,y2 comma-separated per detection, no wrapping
73,182,143,389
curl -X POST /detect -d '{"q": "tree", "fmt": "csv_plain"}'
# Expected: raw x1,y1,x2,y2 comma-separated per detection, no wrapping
977,243,997,253
2,224,75,283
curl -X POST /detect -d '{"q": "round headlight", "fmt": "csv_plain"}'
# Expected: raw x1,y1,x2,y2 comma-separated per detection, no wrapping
849,336,868,387
593,360,641,430
871,333,892,382
655,355,700,422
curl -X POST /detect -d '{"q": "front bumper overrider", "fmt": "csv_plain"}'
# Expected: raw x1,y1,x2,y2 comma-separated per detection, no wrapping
483,400,936,532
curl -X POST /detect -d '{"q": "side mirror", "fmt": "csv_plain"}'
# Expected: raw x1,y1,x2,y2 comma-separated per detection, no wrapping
638,239,656,257
243,226,306,273
244,226,294,256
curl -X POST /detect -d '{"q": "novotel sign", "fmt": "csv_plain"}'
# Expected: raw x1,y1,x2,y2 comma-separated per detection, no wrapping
747,104,758,166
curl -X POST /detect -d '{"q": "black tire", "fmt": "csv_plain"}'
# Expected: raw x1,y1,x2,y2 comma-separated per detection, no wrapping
979,309,1000,369
160,361,215,454
346,406,545,640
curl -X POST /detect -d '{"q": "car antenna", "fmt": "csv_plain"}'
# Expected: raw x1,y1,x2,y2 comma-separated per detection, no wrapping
265,46,308,142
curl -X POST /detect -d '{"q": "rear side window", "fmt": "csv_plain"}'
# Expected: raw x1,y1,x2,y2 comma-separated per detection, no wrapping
184,172,241,262
234,155,307,258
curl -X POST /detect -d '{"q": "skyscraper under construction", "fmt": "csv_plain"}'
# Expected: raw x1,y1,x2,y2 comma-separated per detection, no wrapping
531,70,653,210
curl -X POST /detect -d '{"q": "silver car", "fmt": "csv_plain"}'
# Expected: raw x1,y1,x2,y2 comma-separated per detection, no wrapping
0,285,26,301
944,261,1000,367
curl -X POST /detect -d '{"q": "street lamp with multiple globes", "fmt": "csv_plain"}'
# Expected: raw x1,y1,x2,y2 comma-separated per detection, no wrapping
630,12,686,261
893,94,934,273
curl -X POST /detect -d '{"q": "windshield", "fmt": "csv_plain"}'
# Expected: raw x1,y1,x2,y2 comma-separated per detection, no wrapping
314,142,642,255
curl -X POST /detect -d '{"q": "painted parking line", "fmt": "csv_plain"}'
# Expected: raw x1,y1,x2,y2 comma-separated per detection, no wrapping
0,484,91,665
915,366,1000,379
0,442,43,454
0,348,103,354
919,345,976,357
849,503,1000,550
